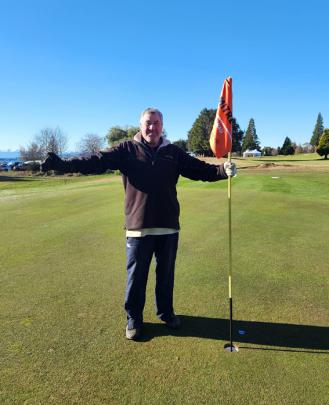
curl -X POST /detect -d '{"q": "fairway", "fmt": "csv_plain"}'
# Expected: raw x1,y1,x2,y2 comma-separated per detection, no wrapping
1,167,328,404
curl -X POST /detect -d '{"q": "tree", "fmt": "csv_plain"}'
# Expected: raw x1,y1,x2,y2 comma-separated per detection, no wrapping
231,117,244,155
20,127,67,161
187,108,215,156
262,146,275,156
127,126,140,139
310,113,324,147
302,142,315,153
295,143,314,154
35,127,67,158
78,133,105,156
280,137,295,155
106,125,168,147
316,128,329,159
241,118,260,152
106,126,129,147
294,143,304,154
19,142,43,161
187,108,244,156
173,139,188,151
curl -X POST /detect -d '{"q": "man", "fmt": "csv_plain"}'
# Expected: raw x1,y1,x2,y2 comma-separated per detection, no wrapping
41,108,237,340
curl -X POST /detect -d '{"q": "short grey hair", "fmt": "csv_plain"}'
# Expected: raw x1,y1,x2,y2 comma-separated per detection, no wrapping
140,108,163,124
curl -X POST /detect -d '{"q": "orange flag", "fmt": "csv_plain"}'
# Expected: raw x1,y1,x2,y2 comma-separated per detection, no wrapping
209,77,233,158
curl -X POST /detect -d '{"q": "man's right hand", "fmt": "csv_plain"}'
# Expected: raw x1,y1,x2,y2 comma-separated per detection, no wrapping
41,152,65,172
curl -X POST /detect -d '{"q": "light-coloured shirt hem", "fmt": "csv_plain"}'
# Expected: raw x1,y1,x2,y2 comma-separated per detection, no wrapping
126,228,179,237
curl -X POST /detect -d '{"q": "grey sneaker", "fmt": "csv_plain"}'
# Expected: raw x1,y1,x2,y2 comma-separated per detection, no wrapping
125,325,141,340
165,315,181,330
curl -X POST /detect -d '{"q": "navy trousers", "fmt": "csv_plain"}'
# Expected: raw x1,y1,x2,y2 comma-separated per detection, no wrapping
125,233,179,328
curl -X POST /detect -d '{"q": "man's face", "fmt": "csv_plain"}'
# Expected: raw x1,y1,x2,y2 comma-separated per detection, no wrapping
140,112,163,147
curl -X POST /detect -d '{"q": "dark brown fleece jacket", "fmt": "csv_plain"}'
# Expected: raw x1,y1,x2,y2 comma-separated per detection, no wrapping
61,134,228,230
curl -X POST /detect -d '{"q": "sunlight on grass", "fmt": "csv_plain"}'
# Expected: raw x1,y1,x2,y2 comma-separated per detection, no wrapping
0,169,328,404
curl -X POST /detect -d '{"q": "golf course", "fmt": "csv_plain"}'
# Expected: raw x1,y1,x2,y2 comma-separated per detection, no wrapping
1,154,328,404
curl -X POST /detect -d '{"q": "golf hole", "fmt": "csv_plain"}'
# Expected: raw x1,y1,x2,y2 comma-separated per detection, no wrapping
224,344,239,352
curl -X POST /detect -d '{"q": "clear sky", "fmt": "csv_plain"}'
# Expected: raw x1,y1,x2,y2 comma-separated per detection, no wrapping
0,0,328,151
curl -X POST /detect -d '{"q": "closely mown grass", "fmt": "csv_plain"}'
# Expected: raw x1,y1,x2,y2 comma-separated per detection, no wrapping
0,167,328,404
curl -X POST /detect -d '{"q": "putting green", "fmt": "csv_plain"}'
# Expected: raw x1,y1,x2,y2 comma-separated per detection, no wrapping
0,168,328,404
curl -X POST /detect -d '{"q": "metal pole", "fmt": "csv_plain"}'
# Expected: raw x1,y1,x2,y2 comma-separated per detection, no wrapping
227,152,233,351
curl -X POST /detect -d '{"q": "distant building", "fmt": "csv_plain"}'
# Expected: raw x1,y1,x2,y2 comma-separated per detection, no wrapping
243,149,262,158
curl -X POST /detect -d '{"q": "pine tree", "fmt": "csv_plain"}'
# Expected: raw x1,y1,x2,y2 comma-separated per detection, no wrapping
232,118,244,155
316,128,329,159
173,139,188,151
280,137,295,155
187,108,243,156
241,118,260,152
187,108,216,156
310,113,324,147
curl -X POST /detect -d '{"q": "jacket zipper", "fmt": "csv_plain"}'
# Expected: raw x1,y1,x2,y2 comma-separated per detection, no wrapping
139,141,163,166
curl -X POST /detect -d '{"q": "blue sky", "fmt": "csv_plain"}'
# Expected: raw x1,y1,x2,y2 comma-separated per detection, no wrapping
0,0,328,151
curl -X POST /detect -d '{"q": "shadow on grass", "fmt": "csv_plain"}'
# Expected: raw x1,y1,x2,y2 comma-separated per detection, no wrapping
140,316,329,352
0,175,34,182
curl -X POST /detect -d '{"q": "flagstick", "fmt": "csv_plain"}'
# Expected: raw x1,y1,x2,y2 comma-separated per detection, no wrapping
210,76,236,352
227,151,233,351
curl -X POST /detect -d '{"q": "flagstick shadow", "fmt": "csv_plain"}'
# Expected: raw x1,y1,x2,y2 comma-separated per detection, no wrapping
140,316,329,352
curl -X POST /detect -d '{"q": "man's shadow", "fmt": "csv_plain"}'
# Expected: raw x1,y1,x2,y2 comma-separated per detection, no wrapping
0,175,32,182
140,315,329,352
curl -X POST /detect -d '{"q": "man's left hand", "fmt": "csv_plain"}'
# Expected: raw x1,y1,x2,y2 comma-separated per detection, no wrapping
224,161,237,177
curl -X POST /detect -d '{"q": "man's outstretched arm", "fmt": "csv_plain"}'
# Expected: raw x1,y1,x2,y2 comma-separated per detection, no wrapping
41,152,69,172
41,149,123,174
178,149,237,181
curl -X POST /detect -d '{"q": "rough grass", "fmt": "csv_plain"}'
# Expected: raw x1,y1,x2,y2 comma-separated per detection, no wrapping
0,166,328,404
202,152,329,170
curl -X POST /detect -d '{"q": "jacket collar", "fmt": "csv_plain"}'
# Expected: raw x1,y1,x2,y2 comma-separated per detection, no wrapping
133,131,170,149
